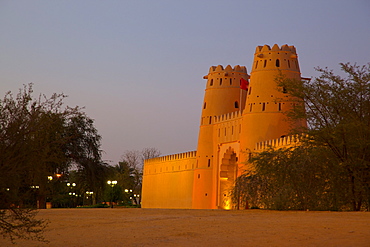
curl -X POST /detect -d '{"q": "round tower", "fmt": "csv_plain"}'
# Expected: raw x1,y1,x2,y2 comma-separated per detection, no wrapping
192,64,248,209
240,44,304,153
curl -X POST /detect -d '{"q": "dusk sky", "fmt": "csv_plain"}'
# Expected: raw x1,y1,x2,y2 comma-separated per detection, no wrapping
1,0,369,165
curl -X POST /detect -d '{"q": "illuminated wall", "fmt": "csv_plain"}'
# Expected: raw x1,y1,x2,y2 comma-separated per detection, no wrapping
141,151,196,208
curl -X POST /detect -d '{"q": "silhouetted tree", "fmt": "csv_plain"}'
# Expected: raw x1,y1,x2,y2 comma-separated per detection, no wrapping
112,148,161,205
278,63,370,211
0,83,106,242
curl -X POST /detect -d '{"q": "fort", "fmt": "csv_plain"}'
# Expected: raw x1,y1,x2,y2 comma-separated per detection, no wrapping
142,44,305,209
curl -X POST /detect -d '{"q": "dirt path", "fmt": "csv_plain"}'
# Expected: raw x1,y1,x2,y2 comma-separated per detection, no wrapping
2,208,369,246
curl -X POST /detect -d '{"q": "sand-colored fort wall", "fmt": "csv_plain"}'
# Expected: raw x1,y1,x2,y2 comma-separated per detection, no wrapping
142,151,197,209
213,110,243,144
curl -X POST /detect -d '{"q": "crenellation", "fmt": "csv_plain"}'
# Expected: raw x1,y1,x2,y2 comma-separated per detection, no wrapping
208,64,247,74
255,134,302,151
145,150,197,164
225,65,233,71
255,44,297,54
271,44,280,51
214,110,242,124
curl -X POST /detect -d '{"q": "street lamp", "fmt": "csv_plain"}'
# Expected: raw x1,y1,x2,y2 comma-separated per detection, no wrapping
85,191,94,205
107,180,117,186
67,182,77,207
134,194,140,206
107,180,117,208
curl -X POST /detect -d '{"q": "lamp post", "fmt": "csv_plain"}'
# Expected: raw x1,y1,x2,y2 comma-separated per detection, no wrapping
85,191,94,205
107,180,117,208
46,176,53,209
67,182,77,207
124,189,137,205
133,194,140,205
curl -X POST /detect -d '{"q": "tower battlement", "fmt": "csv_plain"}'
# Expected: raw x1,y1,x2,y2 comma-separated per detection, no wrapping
209,64,247,73
203,65,248,79
255,44,297,54
252,44,299,72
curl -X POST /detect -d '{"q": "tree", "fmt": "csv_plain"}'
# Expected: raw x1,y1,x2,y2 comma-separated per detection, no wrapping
0,83,106,242
112,148,161,205
110,161,135,205
0,84,69,209
236,145,348,210
65,113,111,205
142,147,162,161
278,63,370,211
232,171,263,210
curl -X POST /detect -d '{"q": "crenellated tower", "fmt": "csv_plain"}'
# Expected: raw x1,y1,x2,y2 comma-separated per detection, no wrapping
192,65,248,209
240,44,304,154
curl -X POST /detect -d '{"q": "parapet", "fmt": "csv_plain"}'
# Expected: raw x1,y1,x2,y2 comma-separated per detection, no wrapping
252,44,300,72
144,150,197,164
255,44,297,54
214,110,243,124
255,134,302,151
208,65,247,74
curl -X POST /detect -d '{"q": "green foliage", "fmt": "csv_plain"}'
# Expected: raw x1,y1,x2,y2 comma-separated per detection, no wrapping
236,145,348,210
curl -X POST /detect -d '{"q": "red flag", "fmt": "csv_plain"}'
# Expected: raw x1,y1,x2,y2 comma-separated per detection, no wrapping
240,78,249,90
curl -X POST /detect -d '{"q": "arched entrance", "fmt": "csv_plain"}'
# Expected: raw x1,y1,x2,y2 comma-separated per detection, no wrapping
219,147,238,209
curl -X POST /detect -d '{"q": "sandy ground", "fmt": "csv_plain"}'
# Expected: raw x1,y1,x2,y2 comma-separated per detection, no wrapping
2,208,369,247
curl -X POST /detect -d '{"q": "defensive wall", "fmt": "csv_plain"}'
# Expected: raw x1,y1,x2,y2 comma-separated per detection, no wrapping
141,151,197,208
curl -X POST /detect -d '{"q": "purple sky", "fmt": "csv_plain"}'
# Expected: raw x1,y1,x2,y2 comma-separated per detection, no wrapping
1,0,369,165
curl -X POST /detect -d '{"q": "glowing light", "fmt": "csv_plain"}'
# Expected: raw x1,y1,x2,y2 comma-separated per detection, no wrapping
223,198,232,210
107,180,117,187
